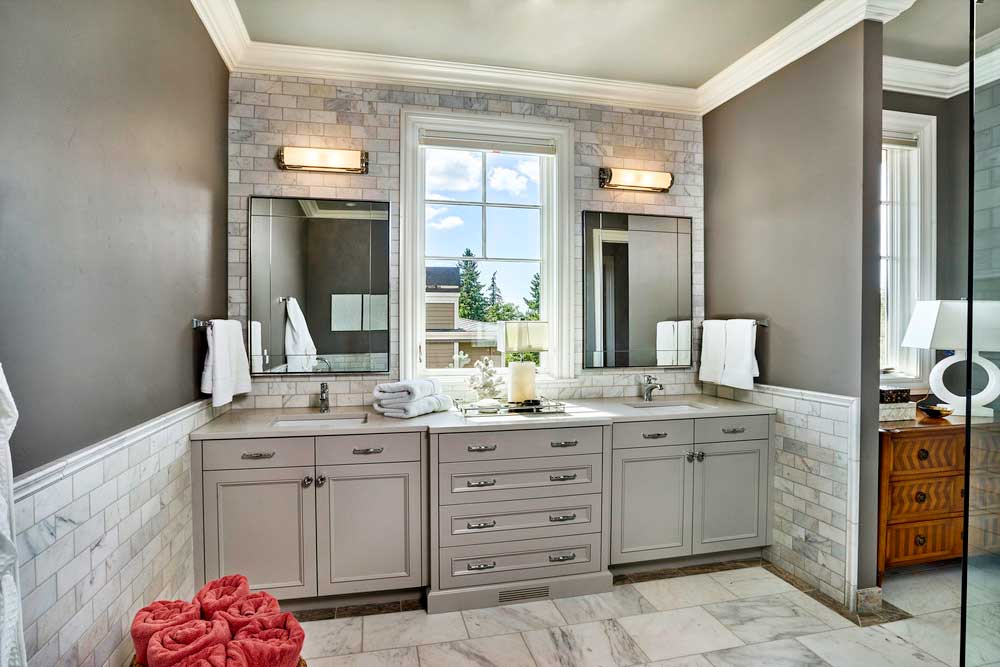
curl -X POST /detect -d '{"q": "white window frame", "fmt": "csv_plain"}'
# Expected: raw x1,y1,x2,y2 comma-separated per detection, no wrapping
400,110,575,380
881,109,937,388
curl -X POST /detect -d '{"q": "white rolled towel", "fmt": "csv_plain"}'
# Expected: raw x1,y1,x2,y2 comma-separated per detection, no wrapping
373,379,440,403
373,394,453,419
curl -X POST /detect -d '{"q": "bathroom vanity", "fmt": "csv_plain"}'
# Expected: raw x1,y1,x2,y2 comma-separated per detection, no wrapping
189,396,775,612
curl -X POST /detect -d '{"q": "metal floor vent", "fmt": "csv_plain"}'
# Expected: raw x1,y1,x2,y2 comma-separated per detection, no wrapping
498,585,550,604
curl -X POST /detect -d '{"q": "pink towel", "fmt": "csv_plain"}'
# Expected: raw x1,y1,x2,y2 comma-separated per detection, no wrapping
173,644,227,667
131,600,201,665
196,575,251,619
231,613,304,667
147,619,231,667
212,592,281,633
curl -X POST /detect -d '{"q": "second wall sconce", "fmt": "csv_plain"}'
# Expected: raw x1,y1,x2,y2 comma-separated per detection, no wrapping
598,167,673,193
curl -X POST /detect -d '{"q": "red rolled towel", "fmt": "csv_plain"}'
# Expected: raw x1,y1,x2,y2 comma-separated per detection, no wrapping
172,644,227,667
131,599,201,665
212,591,281,633
195,574,251,619
147,619,231,667
231,613,305,667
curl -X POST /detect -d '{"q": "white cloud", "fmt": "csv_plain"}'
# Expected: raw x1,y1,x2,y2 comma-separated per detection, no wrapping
517,158,540,183
488,166,528,196
426,204,447,222
429,215,465,231
425,149,480,194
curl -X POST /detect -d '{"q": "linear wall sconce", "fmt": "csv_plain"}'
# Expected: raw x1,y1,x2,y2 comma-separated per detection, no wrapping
277,146,368,174
598,167,673,193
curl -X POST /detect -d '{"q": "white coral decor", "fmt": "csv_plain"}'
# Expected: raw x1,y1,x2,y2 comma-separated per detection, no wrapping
468,356,505,401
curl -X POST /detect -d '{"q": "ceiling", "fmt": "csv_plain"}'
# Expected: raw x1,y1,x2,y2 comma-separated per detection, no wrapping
884,0,1000,65
233,0,824,88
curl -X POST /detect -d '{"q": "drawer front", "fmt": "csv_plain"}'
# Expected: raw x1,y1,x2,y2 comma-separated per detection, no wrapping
202,438,314,470
884,517,963,567
439,533,601,589
438,427,602,463
888,476,961,522
439,494,602,547
317,432,421,465
613,420,693,449
439,455,602,505
890,433,964,478
695,415,770,444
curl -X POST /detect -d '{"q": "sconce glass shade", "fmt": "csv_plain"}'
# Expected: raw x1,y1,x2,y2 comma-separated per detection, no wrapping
277,146,368,173
497,321,549,354
598,167,673,192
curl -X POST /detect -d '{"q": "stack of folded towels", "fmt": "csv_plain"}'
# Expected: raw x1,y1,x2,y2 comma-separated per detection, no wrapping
130,574,304,666
372,379,454,419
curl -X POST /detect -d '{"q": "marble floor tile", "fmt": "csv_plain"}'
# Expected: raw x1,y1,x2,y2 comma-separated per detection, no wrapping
307,647,419,667
774,591,855,630
642,656,714,667
702,593,834,643
300,617,363,659
417,633,536,667
361,610,468,651
883,567,963,616
524,619,650,667
797,625,946,667
704,638,831,666
632,574,736,611
708,567,796,598
884,609,1000,667
461,600,566,638
618,607,744,661
554,584,657,624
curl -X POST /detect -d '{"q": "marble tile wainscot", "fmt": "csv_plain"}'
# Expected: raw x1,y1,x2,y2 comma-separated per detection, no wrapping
226,72,706,408
13,400,224,667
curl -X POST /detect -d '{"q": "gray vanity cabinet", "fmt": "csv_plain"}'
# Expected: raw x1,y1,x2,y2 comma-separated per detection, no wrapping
692,439,769,554
202,466,318,600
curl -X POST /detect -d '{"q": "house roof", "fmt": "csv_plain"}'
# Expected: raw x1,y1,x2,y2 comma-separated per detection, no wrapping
426,266,460,292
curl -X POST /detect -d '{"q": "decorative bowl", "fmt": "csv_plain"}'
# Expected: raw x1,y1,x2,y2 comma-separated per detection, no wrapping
916,403,954,420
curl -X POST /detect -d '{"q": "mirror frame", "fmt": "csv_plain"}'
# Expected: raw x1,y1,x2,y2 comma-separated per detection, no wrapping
247,195,392,376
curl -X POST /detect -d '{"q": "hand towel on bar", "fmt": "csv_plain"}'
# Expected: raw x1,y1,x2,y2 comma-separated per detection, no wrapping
373,394,453,419
698,320,726,384
656,321,677,366
200,321,252,408
719,319,759,390
249,321,263,373
0,363,25,667
283,297,316,372
373,379,440,403
677,320,692,366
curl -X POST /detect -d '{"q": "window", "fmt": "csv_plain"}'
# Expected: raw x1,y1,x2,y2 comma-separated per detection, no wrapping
401,112,574,379
880,110,936,386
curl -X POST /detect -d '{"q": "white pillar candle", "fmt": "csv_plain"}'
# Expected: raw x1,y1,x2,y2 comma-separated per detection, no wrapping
508,361,537,403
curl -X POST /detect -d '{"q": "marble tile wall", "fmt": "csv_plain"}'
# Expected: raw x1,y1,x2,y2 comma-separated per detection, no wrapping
226,72,705,408
12,400,223,667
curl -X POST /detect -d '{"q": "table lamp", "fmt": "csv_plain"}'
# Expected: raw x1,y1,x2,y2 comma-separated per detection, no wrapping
901,300,1000,416
497,321,548,403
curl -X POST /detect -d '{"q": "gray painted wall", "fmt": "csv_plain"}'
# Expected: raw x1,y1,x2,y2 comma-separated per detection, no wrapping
0,1,228,474
703,21,884,590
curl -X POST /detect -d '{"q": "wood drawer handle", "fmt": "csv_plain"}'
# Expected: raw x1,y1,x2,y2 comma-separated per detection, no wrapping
915,491,928,503
551,440,579,448
548,552,577,563
549,513,578,522
549,473,578,482
917,448,930,461
352,447,384,455
467,520,496,530
722,426,746,434
467,561,496,571
241,450,276,460
468,444,497,452
467,479,497,488
642,432,669,439
915,534,927,547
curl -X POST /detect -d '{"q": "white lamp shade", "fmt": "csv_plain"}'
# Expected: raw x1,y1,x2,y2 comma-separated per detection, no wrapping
902,300,1000,352
497,321,549,354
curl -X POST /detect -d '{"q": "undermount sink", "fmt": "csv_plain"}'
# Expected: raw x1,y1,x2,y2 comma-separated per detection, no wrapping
624,401,709,410
271,412,369,427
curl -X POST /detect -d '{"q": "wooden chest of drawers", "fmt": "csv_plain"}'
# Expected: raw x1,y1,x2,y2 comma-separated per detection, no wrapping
877,420,966,584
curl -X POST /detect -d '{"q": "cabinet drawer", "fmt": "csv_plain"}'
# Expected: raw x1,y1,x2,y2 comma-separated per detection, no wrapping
890,433,964,478
695,415,770,443
884,517,963,567
613,420,692,449
888,476,963,522
438,427,602,462
439,494,602,547
202,438,314,470
439,533,601,589
317,433,421,465
439,455,602,505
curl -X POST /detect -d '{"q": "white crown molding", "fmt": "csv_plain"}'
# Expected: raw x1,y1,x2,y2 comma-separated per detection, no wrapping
883,56,967,98
192,0,914,116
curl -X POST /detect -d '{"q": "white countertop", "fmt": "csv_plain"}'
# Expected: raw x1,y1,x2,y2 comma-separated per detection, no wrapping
189,395,775,440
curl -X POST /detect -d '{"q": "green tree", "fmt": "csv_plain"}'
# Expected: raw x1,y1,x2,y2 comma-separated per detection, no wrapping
523,272,541,320
457,249,487,321
487,272,502,308
485,301,523,323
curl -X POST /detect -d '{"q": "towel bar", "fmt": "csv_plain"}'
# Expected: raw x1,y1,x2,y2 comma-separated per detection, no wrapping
192,318,215,329
700,318,769,327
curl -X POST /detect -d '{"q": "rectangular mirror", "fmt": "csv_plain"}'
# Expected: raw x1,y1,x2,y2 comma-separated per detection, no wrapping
583,211,693,368
249,197,390,374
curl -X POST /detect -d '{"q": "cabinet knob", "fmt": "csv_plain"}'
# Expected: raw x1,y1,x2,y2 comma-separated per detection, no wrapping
917,448,930,461
686,451,696,463
914,534,927,547
696,451,706,462
915,491,927,503
302,476,314,488
316,474,327,488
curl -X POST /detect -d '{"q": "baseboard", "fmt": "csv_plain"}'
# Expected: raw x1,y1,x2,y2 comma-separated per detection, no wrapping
427,571,612,614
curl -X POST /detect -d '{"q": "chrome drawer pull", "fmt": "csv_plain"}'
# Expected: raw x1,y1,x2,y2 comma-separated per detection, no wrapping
549,552,577,563
468,444,498,452
549,473,577,482
642,432,669,440
467,479,497,488
467,561,496,571
551,440,579,448
549,513,577,522
722,426,746,434
467,520,497,530
241,450,276,460
352,447,384,455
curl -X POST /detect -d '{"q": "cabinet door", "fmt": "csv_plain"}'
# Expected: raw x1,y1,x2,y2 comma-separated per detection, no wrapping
611,445,693,564
316,462,421,595
693,440,768,554
203,467,317,600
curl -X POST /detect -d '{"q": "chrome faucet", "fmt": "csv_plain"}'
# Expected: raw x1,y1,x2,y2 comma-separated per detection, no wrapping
641,374,664,402
319,382,330,413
